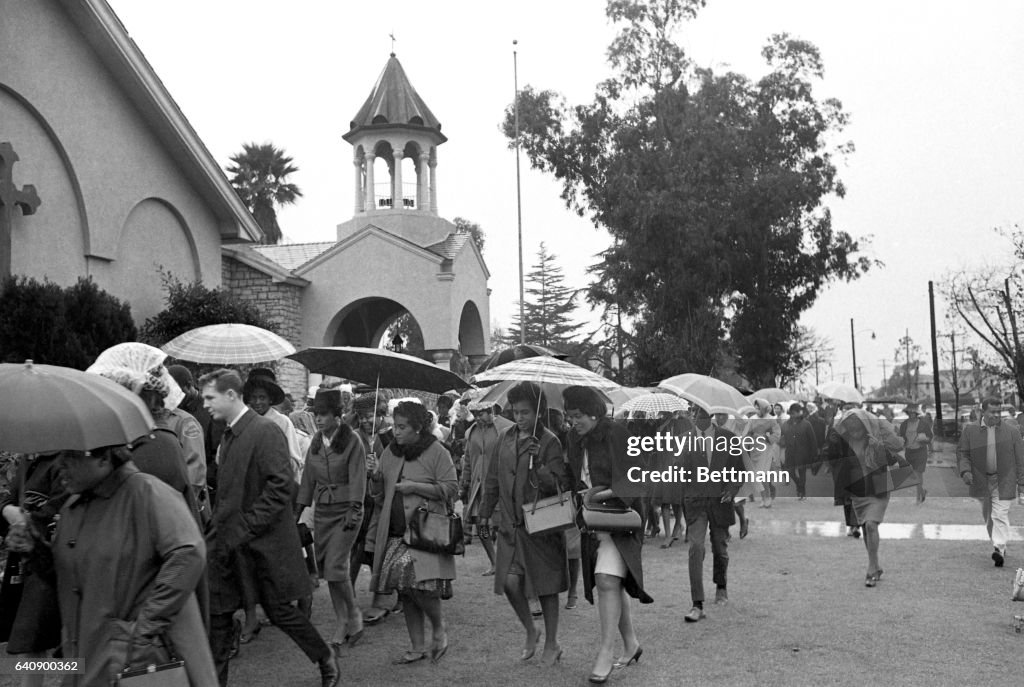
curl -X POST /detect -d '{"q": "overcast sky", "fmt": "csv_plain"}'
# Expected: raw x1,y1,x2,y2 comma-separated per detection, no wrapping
108,0,1024,392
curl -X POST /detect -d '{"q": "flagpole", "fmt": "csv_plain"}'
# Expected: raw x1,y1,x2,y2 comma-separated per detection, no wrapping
514,40,525,345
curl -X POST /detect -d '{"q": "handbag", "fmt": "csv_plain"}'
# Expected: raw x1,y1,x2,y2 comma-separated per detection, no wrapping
579,487,642,533
870,464,922,494
1013,568,1024,602
115,631,188,687
522,474,574,536
0,552,25,643
404,501,465,556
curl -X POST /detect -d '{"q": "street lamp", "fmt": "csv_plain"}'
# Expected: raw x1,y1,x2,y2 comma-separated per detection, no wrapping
850,318,876,391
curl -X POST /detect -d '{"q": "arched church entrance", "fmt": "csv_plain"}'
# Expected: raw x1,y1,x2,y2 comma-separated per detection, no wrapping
326,297,424,350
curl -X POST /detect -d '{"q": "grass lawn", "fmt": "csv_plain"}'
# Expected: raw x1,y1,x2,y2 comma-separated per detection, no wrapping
221,468,1023,687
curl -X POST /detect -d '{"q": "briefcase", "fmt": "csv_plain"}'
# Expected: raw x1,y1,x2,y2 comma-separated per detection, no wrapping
871,465,922,494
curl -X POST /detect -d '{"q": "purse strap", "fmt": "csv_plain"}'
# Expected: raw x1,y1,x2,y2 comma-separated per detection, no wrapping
527,435,566,514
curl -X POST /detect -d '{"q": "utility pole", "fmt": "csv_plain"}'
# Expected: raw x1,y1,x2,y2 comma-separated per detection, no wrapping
851,319,859,390
929,280,943,433
513,40,525,344
813,350,820,386
879,359,888,392
905,327,913,399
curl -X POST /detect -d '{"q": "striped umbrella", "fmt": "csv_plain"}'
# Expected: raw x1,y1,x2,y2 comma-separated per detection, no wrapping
162,323,296,364
617,392,688,419
472,356,620,391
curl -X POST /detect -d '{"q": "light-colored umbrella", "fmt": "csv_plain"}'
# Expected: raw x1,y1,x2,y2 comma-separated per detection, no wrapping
616,393,688,419
605,386,658,408
817,381,864,404
472,357,620,391
162,323,296,364
0,360,155,453
658,373,754,416
476,378,613,413
748,387,796,404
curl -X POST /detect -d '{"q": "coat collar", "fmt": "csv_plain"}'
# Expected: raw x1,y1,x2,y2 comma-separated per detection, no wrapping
69,462,139,507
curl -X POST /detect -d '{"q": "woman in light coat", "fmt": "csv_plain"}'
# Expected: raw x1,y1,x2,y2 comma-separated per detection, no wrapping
370,401,459,665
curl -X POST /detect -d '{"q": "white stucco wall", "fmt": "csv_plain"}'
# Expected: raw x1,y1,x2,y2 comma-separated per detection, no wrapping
1,0,223,322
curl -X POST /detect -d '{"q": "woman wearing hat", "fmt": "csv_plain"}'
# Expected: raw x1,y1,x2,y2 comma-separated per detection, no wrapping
898,403,932,504
297,389,367,649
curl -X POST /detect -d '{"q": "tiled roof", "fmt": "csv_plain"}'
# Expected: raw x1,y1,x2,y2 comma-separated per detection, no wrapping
346,54,443,136
425,232,470,260
251,242,335,271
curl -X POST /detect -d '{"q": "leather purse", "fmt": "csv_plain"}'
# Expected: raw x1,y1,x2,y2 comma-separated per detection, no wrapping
404,501,465,556
579,487,642,533
523,488,574,535
116,632,188,687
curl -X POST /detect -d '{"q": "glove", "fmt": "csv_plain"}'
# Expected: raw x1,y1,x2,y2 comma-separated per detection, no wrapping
962,471,973,486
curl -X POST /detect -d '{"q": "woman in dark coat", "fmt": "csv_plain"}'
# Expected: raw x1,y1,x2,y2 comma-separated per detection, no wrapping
478,382,568,666
297,389,366,649
1,451,68,687
562,386,652,684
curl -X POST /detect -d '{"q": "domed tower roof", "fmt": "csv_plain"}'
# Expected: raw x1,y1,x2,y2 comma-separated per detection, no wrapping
343,54,447,144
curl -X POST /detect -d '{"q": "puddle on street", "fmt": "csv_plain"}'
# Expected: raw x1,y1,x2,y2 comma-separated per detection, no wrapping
756,520,1024,541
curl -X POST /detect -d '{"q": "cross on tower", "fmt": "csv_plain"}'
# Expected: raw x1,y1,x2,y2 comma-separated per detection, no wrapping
0,142,41,280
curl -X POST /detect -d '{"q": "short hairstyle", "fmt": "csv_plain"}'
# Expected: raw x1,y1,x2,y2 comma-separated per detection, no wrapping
561,385,607,418
982,397,1001,411
198,369,244,395
506,381,548,421
436,395,454,413
393,400,431,436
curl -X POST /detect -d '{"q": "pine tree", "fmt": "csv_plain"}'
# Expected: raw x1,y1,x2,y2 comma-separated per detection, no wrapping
508,243,584,349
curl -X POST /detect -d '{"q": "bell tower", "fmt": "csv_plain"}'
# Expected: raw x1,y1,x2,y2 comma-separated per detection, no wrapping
343,54,446,222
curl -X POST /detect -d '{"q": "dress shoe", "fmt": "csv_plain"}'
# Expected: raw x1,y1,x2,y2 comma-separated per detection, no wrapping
392,651,427,665
739,518,750,539
318,646,340,687
715,588,728,605
520,629,541,661
565,595,578,610
684,606,705,622
613,645,643,668
588,665,613,684
993,548,1005,567
430,640,449,664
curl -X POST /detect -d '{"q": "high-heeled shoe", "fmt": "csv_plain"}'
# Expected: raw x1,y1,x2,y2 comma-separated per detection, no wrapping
613,646,643,668
542,645,563,666
520,630,541,661
588,665,613,684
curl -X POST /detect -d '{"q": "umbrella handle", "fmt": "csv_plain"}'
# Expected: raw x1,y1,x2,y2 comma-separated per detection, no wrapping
370,373,380,438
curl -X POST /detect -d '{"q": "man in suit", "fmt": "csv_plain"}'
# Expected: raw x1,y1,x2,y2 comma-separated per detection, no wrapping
199,369,340,687
780,403,819,500
681,406,746,622
957,396,1024,567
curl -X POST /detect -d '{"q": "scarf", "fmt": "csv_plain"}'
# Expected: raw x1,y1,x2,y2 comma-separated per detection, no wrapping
310,421,354,455
389,433,437,461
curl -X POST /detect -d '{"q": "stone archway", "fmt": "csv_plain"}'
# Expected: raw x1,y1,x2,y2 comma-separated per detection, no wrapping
326,297,424,350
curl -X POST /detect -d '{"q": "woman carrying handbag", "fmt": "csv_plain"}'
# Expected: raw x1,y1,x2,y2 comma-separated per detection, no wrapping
562,386,652,685
369,401,459,666
478,382,569,666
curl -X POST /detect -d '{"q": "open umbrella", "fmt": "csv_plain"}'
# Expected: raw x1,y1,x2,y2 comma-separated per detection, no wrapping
616,392,688,420
0,360,155,453
472,357,620,391
162,323,296,364
658,373,754,416
748,387,796,404
475,378,613,413
605,386,659,408
288,346,470,394
473,344,568,374
817,381,864,404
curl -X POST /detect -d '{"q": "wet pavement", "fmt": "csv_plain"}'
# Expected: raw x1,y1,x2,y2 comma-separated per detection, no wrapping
753,519,1024,541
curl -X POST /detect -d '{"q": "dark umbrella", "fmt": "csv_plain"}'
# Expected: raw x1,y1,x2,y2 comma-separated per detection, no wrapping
0,360,155,453
287,347,471,394
473,344,568,374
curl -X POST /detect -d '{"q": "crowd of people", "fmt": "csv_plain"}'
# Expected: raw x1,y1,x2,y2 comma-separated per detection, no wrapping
1,348,1023,686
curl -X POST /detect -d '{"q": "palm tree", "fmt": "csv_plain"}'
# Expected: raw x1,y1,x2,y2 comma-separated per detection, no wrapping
226,142,302,245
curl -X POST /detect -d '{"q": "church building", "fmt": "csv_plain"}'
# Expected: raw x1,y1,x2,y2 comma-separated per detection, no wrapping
1,0,490,397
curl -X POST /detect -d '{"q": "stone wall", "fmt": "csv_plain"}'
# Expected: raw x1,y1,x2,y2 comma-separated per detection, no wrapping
222,256,308,402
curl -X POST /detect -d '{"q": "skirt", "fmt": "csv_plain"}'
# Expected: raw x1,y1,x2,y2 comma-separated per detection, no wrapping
315,501,362,582
594,532,627,578
375,537,453,600
852,494,889,525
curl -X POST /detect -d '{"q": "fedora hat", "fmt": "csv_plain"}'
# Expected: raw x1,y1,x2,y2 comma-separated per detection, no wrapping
243,367,285,406
313,388,342,415
904,403,921,415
